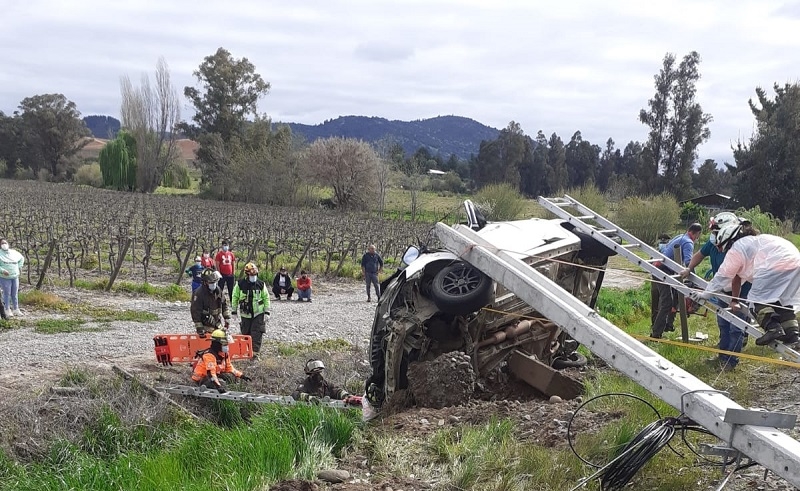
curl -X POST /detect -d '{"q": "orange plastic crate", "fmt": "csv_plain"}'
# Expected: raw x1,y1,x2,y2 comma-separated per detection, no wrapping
154,333,252,366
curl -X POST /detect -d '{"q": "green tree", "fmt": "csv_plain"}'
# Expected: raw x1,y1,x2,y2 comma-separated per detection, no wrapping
181,47,270,141
546,132,567,193
519,130,548,197
99,131,137,190
639,51,712,197
565,130,600,188
0,112,22,177
597,138,619,191
180,48,271,193
17,94,90,178
730,83,800,221
473,121,530,189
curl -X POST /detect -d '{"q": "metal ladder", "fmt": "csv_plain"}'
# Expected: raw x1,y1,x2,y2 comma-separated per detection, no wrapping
537,194,800,364
156,385,359,409
434,221,800,487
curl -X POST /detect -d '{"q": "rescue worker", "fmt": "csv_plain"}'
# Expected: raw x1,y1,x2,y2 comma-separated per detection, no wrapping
191,268,231,337
231,262,271,358
680,212,751,370
191,329,251,392
291,359,350,403
693,222,800,346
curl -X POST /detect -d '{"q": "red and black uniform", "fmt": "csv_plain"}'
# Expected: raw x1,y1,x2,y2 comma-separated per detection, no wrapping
214,249,236,302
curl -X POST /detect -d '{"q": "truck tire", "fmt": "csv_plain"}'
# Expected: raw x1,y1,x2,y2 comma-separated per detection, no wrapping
551,352,588,370
430,262,493,316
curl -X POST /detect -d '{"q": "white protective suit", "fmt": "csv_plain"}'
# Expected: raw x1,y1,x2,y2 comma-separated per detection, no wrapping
706,234,800,309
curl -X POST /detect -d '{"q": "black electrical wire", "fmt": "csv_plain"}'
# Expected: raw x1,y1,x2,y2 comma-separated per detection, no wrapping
598,418,677,490
567,392,662,468
567,393,746,490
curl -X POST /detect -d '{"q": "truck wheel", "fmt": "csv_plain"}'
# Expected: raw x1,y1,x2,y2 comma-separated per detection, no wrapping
552,352,588,370
430,262,493,316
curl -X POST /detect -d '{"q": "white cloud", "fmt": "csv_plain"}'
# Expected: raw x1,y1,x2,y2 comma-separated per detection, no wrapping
3,0,800,164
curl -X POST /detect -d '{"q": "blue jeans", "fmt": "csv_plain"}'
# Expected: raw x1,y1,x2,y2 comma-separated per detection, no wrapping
715,298,746,368
365,272,380,299
0,277,19,311
297,288,312,301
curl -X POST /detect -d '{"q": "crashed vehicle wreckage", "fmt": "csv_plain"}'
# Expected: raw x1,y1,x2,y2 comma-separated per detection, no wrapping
365,200,618,409
363,195,800,487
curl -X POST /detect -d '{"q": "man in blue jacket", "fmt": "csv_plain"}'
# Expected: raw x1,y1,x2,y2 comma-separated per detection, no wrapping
650,223,702,338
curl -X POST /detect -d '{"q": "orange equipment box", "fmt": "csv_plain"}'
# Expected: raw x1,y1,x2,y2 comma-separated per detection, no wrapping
154,334,253,366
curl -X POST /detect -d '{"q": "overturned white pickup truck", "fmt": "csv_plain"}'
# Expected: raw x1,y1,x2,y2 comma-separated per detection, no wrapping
365,200,618,409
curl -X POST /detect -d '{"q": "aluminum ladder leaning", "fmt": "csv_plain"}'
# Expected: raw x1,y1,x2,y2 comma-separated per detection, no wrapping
537,194,800,364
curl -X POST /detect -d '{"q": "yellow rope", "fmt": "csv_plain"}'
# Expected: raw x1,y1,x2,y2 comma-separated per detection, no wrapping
632,335,800,369
479,307,799,369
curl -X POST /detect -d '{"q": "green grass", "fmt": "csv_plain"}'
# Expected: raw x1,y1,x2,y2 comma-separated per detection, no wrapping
264,338,354,357
33,318,90,334
0,403,359,491
72,279,190,302
20,290,159,323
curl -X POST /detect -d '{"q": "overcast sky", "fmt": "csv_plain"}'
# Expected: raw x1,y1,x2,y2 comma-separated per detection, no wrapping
2,0,799,164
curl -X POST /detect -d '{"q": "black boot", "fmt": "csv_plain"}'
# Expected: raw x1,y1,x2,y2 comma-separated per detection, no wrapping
756,326,786,346
778,327,800,344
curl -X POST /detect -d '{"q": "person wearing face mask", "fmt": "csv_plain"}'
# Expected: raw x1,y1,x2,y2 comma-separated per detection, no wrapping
231,263,271,358
291,359,350,403
0,238,24,318
190,269,231,337
185,256,205,292
214,239,236,303
200,250,214,269
296,270,313,302
191,329,251,392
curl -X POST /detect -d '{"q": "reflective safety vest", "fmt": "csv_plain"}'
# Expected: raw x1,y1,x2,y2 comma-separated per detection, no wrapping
191,350,242,382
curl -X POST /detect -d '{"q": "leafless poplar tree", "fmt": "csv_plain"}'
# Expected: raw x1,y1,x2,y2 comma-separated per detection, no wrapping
120,57,181,192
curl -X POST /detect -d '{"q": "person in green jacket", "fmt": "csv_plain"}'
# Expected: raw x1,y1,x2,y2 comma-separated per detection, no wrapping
0,238,24,318
231,262,271,359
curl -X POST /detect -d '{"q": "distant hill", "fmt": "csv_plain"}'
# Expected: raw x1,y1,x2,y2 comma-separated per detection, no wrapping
81,114,500,161
83,115,121,139
282,115,500,160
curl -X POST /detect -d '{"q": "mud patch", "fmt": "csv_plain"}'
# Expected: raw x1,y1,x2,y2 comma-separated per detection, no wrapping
269,480,319,491
407,351,475,409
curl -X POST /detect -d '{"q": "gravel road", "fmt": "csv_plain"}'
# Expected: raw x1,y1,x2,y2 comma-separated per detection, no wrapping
1,281,377,381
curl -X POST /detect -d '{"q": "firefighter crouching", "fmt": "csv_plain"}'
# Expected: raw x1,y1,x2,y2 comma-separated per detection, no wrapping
191,329,251,392
292,359,351,403
191,268,231,337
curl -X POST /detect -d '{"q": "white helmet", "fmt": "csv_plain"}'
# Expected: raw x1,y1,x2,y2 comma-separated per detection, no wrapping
709,212,739,230
716,222,742,252
709,212,741,245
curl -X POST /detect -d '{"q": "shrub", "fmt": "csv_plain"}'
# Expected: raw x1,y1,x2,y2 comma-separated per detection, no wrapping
565,183,608,217
162,161,191,189
736,205,785,235
74,163,104,187
616,193,680,245
474,183,525,220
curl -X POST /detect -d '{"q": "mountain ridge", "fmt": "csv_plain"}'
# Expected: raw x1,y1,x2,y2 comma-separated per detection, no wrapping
83,114,501,161
281,115,499,160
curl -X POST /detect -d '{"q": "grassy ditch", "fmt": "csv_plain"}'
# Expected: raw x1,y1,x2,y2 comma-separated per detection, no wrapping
0,384,359,491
